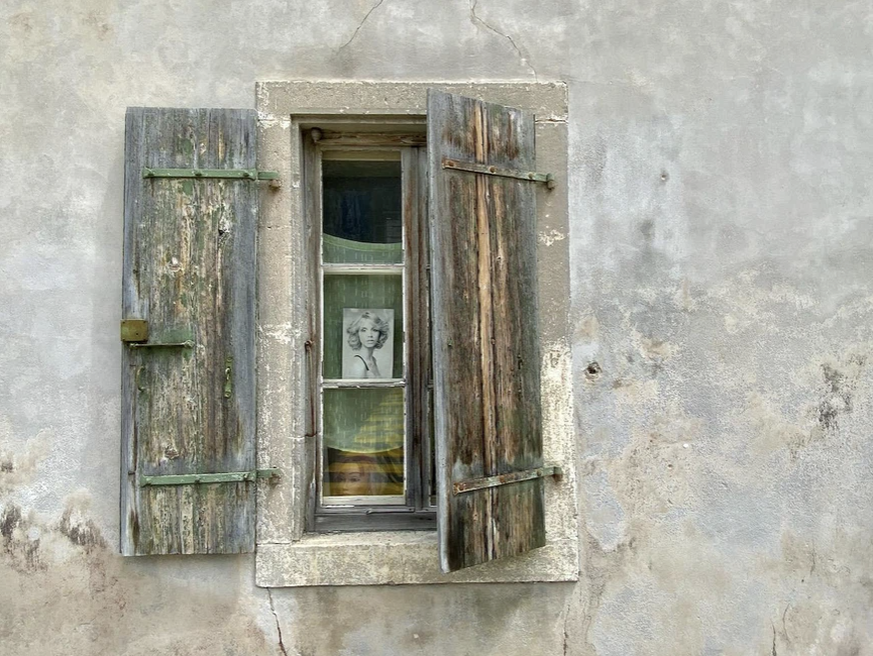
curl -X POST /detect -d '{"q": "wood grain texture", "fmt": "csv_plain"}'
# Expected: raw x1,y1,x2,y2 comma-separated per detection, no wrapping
121,108,257,555
428,90,545,572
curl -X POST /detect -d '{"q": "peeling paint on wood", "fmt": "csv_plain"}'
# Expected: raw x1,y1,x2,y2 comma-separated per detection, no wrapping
121,108,257,555
428,90,545,572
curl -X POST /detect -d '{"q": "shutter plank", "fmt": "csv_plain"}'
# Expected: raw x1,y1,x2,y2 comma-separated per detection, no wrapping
121,108,257,555
429,90,545,572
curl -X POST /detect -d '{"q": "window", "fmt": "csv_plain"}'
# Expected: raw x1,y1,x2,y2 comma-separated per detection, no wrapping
308,133,435,531
120,82,578,585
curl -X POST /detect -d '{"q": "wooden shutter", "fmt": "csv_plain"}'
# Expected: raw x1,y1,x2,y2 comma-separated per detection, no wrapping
428,90,546,572
121,108,258,555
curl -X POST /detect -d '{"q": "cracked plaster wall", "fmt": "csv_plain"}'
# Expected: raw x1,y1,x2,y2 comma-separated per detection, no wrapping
2,0,872,654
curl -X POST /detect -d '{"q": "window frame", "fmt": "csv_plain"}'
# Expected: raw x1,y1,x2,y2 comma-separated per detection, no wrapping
255,82,578,586
306,130,436,531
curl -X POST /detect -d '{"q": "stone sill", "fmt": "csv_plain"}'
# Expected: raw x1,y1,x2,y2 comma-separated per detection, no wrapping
256,532,578,587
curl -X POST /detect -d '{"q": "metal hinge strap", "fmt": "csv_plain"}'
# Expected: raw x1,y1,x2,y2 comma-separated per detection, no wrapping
453,465,562,495
140,469,282,487
143,168,280,181
442,157,555,189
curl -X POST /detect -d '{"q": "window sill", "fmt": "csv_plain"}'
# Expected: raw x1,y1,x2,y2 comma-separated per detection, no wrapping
256,531,578,587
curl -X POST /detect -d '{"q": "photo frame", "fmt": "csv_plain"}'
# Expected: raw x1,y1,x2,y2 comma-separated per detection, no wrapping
341,308,394,379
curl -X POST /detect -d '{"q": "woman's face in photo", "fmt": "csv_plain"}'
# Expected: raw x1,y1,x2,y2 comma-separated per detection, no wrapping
358,318,378,349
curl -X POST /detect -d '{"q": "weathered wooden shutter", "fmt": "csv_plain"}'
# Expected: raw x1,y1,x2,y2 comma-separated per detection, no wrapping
121,108,258,555
428,90,546,572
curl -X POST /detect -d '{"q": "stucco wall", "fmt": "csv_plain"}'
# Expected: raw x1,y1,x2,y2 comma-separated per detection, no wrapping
2,1,872,654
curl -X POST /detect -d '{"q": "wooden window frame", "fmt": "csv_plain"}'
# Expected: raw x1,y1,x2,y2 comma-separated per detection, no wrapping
255,82,578,586
305,130,436,531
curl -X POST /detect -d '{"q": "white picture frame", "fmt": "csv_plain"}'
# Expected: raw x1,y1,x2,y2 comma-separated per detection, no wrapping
341,308,394,379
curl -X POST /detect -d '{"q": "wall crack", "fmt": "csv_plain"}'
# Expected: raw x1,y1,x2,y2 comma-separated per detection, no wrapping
268,589,289,656
469,0,538,81
337,0,386,53
781,604,791,646
561,593,571,655
771,622,777,656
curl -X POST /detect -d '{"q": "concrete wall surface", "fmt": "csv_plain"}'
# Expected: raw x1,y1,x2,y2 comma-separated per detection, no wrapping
2,1,872,654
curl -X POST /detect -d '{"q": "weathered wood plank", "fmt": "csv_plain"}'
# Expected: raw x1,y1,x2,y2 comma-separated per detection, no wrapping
429,90,545,572
121,107,257,555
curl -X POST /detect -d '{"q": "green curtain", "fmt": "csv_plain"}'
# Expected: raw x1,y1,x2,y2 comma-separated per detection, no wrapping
323,233,402,264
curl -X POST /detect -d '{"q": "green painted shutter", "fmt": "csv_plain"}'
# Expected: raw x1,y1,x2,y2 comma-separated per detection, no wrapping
121,108,258,555
428,90,546,572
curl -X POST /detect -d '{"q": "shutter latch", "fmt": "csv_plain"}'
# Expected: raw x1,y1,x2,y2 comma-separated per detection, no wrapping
121,319,149,343
121,320,194,348
453,465,563,495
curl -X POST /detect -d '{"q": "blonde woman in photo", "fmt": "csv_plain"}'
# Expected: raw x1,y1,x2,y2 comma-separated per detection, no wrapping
346,311,390,379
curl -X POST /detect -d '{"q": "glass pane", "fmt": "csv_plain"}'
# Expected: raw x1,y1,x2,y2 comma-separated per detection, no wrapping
323,274,403,380
323,388,405,497
322,159,403,264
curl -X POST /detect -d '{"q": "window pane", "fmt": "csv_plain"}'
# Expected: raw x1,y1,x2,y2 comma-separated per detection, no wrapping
323,388,405,498
323,274,403,380
322,159,402,264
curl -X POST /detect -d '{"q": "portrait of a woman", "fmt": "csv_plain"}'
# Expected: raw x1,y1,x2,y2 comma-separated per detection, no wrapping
343,309,393,379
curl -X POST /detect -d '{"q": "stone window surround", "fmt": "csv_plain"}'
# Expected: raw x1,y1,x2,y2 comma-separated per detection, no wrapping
254,81,578,586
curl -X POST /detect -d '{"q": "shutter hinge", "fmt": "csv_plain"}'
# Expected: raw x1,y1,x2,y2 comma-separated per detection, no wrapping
140,469,283,487
442,158,555,190
143,168,281,187
453,465,562,495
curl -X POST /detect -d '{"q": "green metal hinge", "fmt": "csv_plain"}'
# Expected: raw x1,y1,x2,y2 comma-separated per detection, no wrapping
140,469,282,487
143,168,280,183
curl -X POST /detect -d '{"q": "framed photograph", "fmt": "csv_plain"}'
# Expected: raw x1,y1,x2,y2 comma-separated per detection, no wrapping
341,308,394,379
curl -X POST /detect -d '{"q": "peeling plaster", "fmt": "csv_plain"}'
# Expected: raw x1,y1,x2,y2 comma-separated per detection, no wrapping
1,498,277,654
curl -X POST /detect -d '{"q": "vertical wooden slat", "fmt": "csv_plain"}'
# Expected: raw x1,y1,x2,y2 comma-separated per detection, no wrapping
121,107,257,555
428,90,545,572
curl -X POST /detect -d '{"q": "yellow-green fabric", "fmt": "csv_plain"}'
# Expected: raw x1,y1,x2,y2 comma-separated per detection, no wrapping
323,388,405,453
